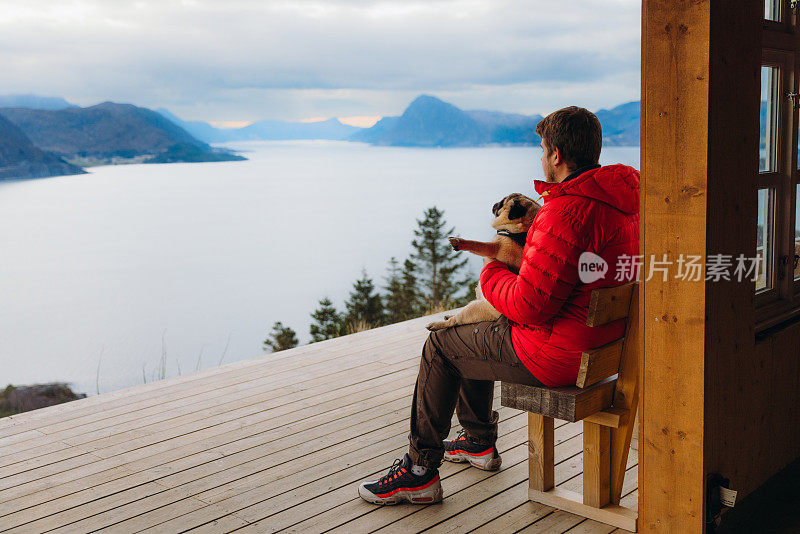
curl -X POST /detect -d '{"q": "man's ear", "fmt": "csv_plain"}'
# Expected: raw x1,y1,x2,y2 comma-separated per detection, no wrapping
551,146,563,167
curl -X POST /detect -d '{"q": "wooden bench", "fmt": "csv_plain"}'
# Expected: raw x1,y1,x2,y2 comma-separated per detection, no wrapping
501,282,639,532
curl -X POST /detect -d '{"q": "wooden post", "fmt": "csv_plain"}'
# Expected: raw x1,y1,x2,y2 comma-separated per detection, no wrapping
583,421,611,508
528,413,554,491
641,2,709,528
641,0,760,531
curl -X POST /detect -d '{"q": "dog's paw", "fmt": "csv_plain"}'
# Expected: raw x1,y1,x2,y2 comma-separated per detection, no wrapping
426,321,449,331
448,237,463,251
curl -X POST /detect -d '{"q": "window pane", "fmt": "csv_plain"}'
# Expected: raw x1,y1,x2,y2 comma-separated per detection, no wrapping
765,0,781,21
795,184,800,280
757,188,775,292
760,66,780,173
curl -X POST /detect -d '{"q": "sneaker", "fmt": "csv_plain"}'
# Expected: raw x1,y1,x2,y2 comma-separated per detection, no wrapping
443,429,502,470
358,454,443,505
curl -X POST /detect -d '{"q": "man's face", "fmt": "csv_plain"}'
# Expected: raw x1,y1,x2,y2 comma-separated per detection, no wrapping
540,140,557,183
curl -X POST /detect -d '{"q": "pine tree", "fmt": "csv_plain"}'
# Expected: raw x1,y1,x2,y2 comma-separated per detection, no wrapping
382,257,405,324
309,297,343,342
263,321,299,353
410,206,469,311
343,269,384,332
400,258,421,316
383,257,421,323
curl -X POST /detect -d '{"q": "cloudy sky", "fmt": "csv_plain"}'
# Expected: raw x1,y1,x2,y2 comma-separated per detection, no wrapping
0,0,640,126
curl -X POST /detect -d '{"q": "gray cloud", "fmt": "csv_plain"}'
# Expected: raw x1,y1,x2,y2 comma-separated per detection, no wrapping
0,0,640,121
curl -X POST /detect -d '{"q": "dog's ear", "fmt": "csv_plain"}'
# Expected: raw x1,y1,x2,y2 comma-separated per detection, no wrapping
492,197,506,216
508,201,527,220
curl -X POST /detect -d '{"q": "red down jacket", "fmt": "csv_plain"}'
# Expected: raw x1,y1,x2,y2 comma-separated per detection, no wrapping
480,164,640,387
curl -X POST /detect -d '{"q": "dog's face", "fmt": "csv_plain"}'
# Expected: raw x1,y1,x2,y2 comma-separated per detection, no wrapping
490,193,541,232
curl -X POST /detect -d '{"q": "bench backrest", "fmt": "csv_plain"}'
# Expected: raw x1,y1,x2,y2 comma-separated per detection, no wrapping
576,282,637,388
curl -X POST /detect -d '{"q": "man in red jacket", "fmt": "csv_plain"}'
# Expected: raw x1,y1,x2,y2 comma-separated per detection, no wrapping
359,106,640,505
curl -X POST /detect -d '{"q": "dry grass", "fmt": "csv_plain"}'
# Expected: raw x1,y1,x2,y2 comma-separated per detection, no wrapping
345,319,373,335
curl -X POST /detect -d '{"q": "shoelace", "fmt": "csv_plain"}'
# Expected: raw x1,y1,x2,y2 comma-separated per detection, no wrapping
379,458,405,485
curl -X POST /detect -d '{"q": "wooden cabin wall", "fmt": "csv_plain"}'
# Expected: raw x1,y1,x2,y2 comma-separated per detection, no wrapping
711,325,800,500
702,0,764,508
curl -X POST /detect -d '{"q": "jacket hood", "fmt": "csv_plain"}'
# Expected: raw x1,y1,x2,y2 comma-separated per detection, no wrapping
533,164,640,215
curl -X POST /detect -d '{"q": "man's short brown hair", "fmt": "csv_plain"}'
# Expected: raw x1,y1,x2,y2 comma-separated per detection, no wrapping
535,106,602,168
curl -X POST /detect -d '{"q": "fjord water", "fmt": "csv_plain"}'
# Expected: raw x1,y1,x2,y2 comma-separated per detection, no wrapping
0,141,639,396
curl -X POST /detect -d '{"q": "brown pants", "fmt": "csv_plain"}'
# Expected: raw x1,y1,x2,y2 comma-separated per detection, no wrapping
408,315,544,469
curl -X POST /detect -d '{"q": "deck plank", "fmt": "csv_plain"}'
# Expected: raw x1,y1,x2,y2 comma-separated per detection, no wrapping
274,420,568,534
0,313,434,437
1,344,420,472
318,430,586,534
0,370,419,504
0,363,420,512
209,420,559,534
0,376,420,526
490,459,638,534
11,388,496,532
5,385,433,531
82,400,505,533
0,355,418,479
0,312,638,534
0,340,418,487
2,332,422,455
132,411,533,533
366,436,586,534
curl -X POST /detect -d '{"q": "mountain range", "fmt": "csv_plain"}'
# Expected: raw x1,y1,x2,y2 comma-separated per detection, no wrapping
0,102,245,165
594,101,640,146
0,100,246,179
0,93,640,180
160,95,639,149
157,109,361,143
350,95,544,147
351,95,639,148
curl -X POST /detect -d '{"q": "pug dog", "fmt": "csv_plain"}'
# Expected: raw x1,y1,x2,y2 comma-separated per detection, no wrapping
426,193,541,331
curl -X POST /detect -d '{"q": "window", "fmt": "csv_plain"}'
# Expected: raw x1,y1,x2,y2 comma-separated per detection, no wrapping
756,53,790,310
765,0,781,22
764,0,796,25
757,12,800,328
761,66,780,173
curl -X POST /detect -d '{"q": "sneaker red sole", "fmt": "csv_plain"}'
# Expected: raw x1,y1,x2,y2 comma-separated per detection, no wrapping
358,483,444,505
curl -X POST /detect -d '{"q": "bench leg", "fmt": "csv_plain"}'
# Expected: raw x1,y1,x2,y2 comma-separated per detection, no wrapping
528,413,554,491
610,404,638,503
583,421,611,508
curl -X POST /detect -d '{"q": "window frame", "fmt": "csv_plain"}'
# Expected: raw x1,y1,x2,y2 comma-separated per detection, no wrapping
757,52,791,309
763,0,793,29
756,36,800,330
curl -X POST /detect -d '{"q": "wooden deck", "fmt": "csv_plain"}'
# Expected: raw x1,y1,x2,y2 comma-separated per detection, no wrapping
0,313,637,533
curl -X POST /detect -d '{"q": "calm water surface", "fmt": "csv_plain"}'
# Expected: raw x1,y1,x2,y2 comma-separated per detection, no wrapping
0,141,639,395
